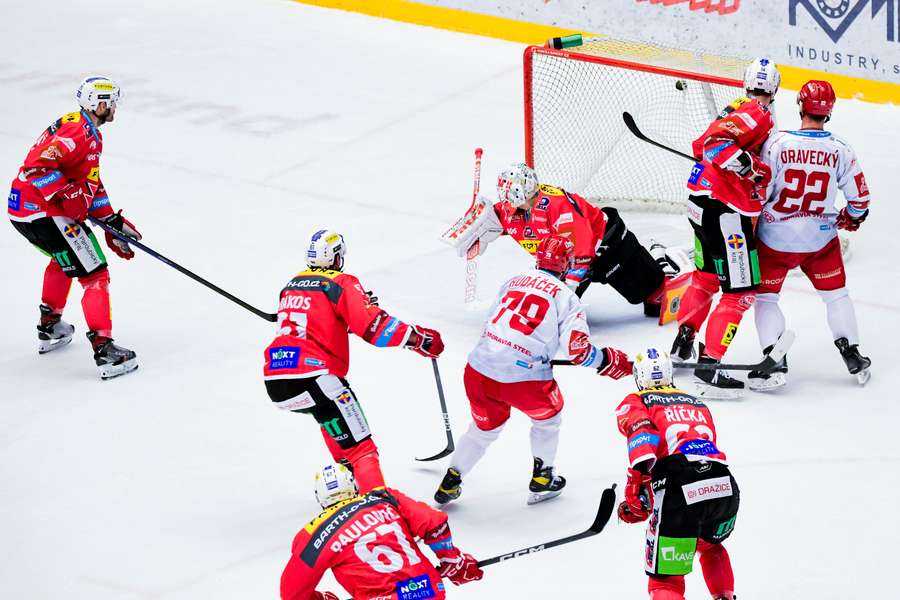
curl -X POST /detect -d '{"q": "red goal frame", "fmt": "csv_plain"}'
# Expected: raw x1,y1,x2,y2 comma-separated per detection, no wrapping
523,44,744,168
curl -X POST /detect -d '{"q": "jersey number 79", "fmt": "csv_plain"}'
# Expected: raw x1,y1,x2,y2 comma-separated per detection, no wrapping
491,291,550,335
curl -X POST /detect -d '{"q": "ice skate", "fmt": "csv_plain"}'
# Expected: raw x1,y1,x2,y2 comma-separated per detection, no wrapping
88,331,138,380
37,304,74,354
694,355,744,400
834,337,871,386
670,324,696,363
747,344,788,392
527,457,566,505
434,467,462,505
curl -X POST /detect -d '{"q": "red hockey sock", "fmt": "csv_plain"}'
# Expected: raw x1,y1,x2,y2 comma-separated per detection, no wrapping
41,260,73,314
703,292,755,360
698,540,734,598
320,427,347,462
676,271,719,331
345,438,386,492
80,269,112,338
648,575,685,599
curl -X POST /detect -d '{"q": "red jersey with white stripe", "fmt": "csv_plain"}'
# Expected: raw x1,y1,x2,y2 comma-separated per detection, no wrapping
263,269,412,380
280,488,447,600
687,96,775,216
494,184,607,288
8,110,114,223
467,267,605,383
615,386,726,469
758,129,870,252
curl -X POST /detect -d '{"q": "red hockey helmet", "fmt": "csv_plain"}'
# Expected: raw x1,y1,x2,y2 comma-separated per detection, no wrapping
535,234,574,276
797,80,836,117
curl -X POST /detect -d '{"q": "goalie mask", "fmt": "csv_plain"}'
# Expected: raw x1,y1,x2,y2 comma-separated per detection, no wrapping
307,229,346,270
633,347,673,390
314,463,358,509
497,163,539,208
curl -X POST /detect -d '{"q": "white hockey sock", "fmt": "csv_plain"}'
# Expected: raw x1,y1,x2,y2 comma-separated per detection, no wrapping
450,422,504,477
530,413,562,469
754,292,785,350
818,287,860,345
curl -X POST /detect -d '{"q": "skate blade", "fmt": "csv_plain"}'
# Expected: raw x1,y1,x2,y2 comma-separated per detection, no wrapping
527,489,563,505
694,382,744,400
38,336,73,354
748,372,787,392
99,358,139,380
856,369,871,386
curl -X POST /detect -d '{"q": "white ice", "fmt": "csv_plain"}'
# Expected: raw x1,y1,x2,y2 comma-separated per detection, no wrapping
1,1,898,598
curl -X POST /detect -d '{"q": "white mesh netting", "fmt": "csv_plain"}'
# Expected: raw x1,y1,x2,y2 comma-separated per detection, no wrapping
526,36,748,212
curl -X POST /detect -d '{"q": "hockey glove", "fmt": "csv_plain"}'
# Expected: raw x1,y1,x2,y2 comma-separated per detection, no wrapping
836,207,868,232
617,467,653,524
312,592,339,600
57,183,90,222
597,347,633,380
102,210,142,260
441,196,503,258
726,150,771,185
406,325,444,358
437,548,483,586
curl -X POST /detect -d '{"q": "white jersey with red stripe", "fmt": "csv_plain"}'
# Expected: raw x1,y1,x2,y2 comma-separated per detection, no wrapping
759,129,871,253
467,268,604,383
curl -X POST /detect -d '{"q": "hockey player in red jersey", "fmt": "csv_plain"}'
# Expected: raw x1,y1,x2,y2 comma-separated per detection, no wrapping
671,58,779,399
8,76,140,379
434,235,632,506
263,230,444,492
281,463,482,600
751,79,872,389
616,348,739,600
443,163,691,317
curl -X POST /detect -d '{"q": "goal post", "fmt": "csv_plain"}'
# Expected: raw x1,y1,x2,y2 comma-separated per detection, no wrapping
524,35,749,212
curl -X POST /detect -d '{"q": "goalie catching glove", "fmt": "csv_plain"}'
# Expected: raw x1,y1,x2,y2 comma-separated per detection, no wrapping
441,196,503,258
101,210,141,259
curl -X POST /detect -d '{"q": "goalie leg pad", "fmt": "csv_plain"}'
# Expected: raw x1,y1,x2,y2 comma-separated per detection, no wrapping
593,208,665,305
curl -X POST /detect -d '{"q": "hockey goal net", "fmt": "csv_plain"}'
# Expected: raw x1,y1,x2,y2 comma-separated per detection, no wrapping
524,35,749,212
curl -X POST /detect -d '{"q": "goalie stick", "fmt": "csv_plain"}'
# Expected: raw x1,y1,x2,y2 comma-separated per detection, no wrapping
622,111,696,162
90,217,277,322
476,484,617,567
551,330,795,373
415,358,455,462
464,148,484,304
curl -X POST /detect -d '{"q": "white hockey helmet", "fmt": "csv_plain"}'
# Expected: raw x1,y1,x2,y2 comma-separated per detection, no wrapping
497,163,539,208
76,76,121,112
633,347,674,390
306,229,346,269
314,463,358,509
743,58,780,96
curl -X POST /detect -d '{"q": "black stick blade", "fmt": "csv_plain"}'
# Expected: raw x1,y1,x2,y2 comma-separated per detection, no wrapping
415,442,455,462
590,484,618,533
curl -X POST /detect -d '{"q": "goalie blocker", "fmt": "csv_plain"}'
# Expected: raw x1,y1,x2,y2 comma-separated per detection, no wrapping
442,162,692,318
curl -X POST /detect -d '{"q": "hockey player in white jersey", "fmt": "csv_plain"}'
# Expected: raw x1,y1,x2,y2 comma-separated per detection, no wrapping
433,235,632,505
752,79,872,389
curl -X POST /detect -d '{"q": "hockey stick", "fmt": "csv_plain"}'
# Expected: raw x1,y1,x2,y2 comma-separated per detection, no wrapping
476,484,617,567
415,358,455,462
550,330,795,373
464,147,484,305
622,112,696,162
89,217,278,322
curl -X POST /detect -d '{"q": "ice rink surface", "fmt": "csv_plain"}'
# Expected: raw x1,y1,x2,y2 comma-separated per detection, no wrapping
1,1,898,598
